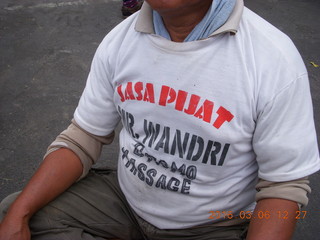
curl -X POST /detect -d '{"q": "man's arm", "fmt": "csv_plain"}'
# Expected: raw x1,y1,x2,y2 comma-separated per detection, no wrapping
0,148,83,240
246,198,299,240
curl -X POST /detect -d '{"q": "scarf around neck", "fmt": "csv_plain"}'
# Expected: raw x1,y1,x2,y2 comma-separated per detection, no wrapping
153,0,236,42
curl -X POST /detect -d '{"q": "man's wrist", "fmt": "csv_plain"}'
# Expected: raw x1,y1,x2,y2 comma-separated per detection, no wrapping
6,201,33,223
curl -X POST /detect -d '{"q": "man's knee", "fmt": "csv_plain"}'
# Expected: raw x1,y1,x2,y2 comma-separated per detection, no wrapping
0,191,20,221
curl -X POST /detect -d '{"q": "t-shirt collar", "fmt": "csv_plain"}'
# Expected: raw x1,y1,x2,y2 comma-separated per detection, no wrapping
134,0,244,37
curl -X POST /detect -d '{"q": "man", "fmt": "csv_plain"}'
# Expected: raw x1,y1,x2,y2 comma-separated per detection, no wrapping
0,0,319,239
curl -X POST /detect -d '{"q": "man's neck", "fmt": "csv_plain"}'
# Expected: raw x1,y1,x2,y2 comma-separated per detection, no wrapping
158,1,212,42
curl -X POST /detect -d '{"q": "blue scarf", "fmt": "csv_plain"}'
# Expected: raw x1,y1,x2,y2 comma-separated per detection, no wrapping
153,0,236,42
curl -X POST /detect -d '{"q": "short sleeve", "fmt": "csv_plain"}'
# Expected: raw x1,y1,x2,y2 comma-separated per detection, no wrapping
74,42,121,136
253,73,320,181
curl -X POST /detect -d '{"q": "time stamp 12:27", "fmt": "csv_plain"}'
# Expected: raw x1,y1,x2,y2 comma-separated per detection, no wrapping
208,210,308,220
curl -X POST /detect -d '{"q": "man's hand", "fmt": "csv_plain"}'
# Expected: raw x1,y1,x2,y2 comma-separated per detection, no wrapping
0,148,83,240
246,198,299,240
0,215,31,240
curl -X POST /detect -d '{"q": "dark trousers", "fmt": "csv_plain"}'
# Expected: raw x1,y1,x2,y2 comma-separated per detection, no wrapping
0,169,249,240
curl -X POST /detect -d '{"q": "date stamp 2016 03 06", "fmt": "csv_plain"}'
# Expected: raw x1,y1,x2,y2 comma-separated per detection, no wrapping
208,210,307,220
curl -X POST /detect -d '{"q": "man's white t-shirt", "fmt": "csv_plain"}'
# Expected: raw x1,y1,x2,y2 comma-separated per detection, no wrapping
74,7,320,229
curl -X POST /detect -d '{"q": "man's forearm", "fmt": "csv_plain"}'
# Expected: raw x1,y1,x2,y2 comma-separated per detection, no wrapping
3,148,83,222
246,198,299,240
